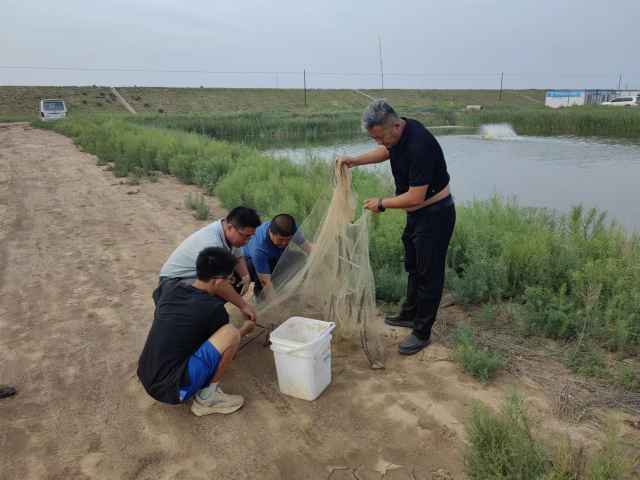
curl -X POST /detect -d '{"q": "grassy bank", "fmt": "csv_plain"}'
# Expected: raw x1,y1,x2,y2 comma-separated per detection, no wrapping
0,86,128,118
448,198,640,353
6,85,639,140
129,112,366,147
35,117,640,360
128,108,472,148
130,106,640,148
466,393,632,479
462,105,640,138
0,85,545,118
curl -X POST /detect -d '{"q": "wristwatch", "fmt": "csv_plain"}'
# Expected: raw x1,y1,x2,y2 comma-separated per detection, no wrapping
378,198,386,212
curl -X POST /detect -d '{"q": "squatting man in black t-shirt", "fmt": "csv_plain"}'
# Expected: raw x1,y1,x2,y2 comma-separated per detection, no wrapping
337,100,456,355
138,247,255,416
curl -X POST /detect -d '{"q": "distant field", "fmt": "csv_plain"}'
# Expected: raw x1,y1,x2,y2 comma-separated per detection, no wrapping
0,85,545,118
5,86,637,139
0,86,126,119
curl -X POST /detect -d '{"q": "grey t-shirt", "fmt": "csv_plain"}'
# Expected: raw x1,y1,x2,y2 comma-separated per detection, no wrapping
160,219,242,279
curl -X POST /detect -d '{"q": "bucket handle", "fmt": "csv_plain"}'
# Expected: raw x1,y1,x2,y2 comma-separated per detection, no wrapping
271,322,336,354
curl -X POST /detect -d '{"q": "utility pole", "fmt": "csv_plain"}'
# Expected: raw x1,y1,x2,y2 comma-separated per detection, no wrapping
303,69,307,106
618,73,622,90
378,35,384,90
498,72,504,101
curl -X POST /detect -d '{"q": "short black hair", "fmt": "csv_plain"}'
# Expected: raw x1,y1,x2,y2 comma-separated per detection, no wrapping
196,247,237,281
227,206,261,229
269,213,297,237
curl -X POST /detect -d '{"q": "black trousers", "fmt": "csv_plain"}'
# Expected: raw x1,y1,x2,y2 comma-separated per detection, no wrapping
400,196,456,340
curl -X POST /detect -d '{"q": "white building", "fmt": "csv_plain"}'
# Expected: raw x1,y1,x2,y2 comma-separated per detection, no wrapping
545,90,585,108
546,89,640,108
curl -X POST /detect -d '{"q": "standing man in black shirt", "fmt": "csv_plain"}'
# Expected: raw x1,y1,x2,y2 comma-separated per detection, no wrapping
138,247,255,416
338,100,456,355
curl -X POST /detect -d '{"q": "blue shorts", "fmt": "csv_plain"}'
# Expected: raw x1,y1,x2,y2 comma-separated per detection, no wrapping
178,340,222,402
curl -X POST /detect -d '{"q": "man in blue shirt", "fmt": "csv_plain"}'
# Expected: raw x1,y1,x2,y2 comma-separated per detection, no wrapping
242,213,311,297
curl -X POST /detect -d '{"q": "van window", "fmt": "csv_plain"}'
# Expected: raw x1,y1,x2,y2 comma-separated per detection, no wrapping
43,101,65,111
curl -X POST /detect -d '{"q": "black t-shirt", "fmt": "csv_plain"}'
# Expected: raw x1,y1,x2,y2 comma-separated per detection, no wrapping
388,118,450,200
137,278,229,404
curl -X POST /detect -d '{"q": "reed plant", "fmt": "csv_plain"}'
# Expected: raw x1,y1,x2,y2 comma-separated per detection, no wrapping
129,112,365,148
463,106,640,138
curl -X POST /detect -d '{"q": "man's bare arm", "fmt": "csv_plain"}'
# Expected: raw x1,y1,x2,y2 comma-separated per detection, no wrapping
337,146,389,168
216,282,256,322
235,256,250,278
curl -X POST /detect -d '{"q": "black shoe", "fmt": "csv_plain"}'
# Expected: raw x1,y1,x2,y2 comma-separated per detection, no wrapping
398,333,431,355
0,385,17,399
384,312,415,329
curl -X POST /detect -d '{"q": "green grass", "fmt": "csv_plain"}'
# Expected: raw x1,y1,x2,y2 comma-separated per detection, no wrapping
0,115,34,123
466,393,548,479
588,428,630,480
116,87,545,115
0,86,127,118
1,86,544,118
466,394,633,480
463,105,640,138
452,324,505,382
129,111,366,148
447,198,640,353
184,193,210,220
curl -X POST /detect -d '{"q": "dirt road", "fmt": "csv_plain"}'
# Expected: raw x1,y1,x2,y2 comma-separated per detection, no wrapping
0,124,635,479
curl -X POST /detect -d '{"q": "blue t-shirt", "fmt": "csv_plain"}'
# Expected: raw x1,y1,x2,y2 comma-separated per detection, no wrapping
242,221,303,275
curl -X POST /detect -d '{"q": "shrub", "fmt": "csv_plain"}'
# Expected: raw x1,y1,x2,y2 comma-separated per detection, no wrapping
373,265,406,303
452,324,505,382
465,393,548,479
467,394,633,480
446,197,640,352
184,193,210,220
565,341,607,378
588,428,629,480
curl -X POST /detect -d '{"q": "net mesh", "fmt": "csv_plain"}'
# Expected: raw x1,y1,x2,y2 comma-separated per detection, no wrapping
254,164,385,369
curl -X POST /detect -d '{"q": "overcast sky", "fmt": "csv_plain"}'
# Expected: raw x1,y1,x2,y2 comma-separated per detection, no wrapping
2,0,639,90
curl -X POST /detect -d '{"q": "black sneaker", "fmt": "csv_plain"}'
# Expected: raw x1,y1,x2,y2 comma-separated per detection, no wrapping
398,333,431,355
384,312,414,328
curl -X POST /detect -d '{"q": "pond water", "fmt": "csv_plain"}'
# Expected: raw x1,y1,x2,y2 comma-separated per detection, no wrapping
268,125,640,233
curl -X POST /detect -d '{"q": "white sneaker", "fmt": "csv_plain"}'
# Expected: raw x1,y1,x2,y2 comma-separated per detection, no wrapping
190,388,244,416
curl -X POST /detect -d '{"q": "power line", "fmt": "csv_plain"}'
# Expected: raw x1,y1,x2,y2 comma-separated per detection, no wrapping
0,65,624,79
0,65,301,75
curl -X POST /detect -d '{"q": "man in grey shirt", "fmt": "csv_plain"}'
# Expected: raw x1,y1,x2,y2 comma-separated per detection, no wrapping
160,207,261,322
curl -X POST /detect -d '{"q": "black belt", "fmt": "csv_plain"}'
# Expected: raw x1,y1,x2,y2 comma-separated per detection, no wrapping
409,195,454,215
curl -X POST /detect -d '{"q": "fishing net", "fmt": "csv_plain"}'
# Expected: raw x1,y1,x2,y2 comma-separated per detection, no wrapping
254,164,385,369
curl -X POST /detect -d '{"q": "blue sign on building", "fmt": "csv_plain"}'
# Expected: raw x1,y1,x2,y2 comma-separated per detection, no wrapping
546,90,583,98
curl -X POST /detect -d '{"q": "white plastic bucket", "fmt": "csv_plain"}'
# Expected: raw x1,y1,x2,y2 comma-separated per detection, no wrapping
269,316,336,401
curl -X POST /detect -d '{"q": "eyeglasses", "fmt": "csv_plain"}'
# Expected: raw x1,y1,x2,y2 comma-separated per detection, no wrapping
231,223,254,239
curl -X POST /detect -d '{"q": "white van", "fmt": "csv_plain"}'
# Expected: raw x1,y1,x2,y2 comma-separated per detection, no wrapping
39,99,67,120
601,96,639,107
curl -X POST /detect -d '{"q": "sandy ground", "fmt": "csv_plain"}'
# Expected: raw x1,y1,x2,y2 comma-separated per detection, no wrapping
1,123,638,480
